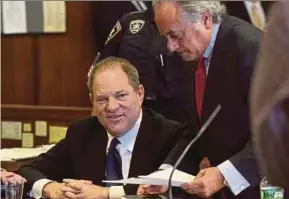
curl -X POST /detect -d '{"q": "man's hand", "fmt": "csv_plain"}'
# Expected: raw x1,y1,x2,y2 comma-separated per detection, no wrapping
137,184,167,195
0,169,27,184
42,181,67,199
181,167,226,198
62,179,109,199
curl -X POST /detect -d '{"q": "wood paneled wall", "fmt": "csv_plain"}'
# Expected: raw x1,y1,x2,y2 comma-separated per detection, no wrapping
1,2,97,107
1,104,91,148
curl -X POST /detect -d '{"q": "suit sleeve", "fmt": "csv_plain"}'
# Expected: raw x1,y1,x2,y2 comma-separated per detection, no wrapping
228,141,260,187
123,120,189,195
18,133,73,193
162,128,200,174
225,33,262,188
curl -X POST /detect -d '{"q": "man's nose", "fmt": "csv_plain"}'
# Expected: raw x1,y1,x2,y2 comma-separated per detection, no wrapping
106,97,119,111
167,38,179,52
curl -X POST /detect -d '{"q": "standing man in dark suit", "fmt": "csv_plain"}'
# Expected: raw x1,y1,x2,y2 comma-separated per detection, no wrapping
18,57,185,199
224,1,275,30
140,1,262,199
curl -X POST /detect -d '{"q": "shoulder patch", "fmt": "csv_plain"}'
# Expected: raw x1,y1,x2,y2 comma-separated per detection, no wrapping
105,21,122,45
129,20,145,34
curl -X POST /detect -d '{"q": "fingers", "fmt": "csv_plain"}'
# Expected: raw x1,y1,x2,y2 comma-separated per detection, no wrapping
199,157,211,170
14,174,27,183
63,179,92,192
65,182,83,191
63,179,92,185
181,179,202,193
63,191,84,199
2,173,26,184
61,186,82,194
137,185,145,195
138,184,167,195
196,169,206,178
79,180,92,185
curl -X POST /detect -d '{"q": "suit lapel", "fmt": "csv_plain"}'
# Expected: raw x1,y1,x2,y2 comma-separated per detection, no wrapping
83,121,108,184
201,16,233,124
128,110,155,177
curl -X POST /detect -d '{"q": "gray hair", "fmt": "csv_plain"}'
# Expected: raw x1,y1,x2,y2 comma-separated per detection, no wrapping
87,57,140,94
153,0,226,24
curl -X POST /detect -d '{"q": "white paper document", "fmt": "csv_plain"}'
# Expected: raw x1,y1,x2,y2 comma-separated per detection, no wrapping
103,168,195,187
0,144,55,161
2,1,27,34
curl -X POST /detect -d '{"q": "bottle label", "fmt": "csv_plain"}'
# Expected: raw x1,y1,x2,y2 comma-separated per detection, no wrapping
260,186,284,199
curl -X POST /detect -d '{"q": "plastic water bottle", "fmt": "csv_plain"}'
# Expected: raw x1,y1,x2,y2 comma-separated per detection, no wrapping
260,176,284,199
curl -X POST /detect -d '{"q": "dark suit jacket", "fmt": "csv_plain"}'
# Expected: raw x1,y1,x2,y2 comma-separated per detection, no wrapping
224,1,275,24
18,108,185,195
165,15,262,199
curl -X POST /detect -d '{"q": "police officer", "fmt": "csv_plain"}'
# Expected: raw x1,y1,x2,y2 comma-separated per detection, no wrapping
96,7,188,124
91,1,150,50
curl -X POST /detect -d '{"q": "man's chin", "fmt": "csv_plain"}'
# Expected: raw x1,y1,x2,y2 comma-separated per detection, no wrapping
107,126,127,137
180,54,195,62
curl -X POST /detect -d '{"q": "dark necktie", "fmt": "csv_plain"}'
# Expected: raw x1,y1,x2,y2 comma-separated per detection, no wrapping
106,138,123,186
195,57,206,118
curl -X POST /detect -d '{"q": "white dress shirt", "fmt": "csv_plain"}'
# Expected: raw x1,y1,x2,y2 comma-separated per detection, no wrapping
30,110,143,199
203,23,250,196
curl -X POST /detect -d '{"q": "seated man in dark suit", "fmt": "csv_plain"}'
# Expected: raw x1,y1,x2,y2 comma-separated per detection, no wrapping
18,57,185,199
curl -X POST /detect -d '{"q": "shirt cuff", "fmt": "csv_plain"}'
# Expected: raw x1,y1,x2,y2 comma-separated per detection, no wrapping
217,160,250,195
159,164,173,170
109,186,125,199
29,179,52,199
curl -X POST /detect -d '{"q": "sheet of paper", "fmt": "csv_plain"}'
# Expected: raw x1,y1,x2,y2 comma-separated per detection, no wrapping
22,133,34,148
23,123,32,132
43,1,66,32
0,147,51,161
35,121,47,136
1,121,22,140
103,168,195,187
139,168,195,183
2,1,27,34
49,126,67,143
103,178,163,186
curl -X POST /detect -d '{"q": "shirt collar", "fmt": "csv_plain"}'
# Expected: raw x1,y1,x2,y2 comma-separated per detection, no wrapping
107,110,143,153
203,23,220,60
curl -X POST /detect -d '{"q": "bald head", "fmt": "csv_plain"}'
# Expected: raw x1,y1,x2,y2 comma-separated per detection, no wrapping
154,1,182,33
153,1,216,61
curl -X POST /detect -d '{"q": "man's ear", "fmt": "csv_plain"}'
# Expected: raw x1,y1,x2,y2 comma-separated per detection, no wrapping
137,84,145,104
89,93,94,105
201,12,213,29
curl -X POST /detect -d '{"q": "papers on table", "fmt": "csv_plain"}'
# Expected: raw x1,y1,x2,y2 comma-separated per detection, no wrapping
103,168,195,187
0,144,54,161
